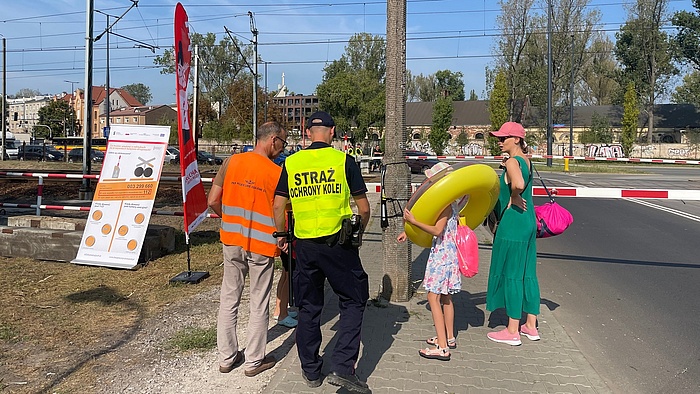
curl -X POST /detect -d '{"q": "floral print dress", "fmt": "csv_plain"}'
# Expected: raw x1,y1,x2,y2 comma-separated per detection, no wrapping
423,203,462,295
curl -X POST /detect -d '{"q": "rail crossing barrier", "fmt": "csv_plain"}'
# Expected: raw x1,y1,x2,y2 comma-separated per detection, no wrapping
361,154,700,165
2,158,699,217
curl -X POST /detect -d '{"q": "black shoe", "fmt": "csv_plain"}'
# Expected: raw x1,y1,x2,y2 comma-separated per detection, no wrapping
327,371,370,394
302,372,323,388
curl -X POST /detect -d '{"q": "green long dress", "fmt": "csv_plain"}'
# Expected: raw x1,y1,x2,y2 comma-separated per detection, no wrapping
486,155,540,319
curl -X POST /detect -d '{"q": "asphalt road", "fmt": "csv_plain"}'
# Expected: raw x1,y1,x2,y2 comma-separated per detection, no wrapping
534,171,700,393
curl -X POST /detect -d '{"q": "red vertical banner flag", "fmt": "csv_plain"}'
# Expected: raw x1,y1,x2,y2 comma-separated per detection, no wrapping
175,3,208,235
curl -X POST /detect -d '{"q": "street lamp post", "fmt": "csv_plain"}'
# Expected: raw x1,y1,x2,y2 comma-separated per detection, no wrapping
65,80,79,136
34,124,52,140
249,12,258,141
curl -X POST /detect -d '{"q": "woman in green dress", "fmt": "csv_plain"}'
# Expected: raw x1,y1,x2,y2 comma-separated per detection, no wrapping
485,122,540,346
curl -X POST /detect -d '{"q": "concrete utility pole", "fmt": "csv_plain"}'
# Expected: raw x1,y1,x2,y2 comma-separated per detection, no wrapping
249,11,258,141
105,14,110,139
81,0,95,199
383,0,412,302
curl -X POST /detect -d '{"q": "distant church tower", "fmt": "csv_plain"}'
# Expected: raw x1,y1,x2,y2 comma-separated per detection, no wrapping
274,73,288,98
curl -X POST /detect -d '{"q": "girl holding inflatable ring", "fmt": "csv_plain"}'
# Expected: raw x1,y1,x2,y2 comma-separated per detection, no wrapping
397,162,461,361
485,122,540,346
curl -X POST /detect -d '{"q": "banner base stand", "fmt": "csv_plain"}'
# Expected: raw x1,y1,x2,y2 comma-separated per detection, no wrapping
170,271,210,284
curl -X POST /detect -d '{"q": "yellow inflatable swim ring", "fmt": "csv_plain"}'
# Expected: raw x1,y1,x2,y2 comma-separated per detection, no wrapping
404,163,499,248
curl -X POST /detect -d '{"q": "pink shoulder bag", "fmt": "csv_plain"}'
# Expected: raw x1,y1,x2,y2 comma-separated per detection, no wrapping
533,165,573,238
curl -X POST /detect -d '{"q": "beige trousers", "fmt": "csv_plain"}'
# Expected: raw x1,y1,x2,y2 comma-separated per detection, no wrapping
217,245,274,370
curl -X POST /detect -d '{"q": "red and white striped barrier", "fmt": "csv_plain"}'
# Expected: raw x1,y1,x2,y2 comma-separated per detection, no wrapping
0,203,90,211
2,185,698,220
0,171,213,183
371,154,700,165
0,204,221,218
0,171,100,179
364,183,700,200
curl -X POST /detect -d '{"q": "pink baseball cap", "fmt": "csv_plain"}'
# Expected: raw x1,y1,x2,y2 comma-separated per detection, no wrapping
490,122,525,139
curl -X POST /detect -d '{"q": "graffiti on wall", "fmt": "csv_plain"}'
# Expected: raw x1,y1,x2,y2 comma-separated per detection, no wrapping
667,147,693,158
460,143,484,156
586,143,625,158
409,140,432,152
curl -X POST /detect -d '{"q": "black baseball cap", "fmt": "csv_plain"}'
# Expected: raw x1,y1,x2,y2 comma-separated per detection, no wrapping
306,111,335,128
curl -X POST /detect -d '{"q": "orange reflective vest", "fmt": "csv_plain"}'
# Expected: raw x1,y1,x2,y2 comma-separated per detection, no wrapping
220,152,281,257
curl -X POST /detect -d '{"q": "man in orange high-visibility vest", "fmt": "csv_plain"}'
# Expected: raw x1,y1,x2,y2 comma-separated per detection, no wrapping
208,121,288,377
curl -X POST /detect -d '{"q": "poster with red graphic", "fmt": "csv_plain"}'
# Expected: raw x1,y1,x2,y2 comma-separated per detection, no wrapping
175,2,208,236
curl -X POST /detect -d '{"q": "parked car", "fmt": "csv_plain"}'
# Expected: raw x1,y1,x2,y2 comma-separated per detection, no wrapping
405,150,441,174
197,151,223,165
67,148,104,163
164,146,180,164
4,141,19,160
17,145,64,161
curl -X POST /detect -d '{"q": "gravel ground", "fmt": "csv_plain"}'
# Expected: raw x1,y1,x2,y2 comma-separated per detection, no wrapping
92,271,296,394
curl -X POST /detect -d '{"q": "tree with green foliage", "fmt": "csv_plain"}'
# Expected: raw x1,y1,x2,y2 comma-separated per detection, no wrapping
429,96,453,155
120,83,152,105
580,33,620,105
407,70,464,102
154,32,252,113
158,115,178,145
671,71,700,106
435,70,465,100
37,100,74,139
621,82,639,157
487,69,510,155
468,89,478,101
316,33,386,143
579,112,613,143
672,1,700,69
685,128,700,159
407,72,436,102
456,130,470,152
492,0,600,125
614,0,677,143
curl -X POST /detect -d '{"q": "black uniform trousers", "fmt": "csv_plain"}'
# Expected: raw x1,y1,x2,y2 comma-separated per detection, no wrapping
293,236,369,380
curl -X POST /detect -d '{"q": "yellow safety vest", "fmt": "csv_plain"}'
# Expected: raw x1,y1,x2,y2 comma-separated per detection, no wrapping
285,147,352,239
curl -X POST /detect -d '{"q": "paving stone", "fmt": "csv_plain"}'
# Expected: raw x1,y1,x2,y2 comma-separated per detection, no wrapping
262,196,609,394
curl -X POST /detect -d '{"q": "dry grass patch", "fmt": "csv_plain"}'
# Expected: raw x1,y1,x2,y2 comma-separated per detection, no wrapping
0,228,225,393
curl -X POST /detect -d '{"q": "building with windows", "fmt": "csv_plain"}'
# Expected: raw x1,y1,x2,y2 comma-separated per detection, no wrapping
7,95,53,142
105,105,177,127
270,94,320,133
66,87,142,138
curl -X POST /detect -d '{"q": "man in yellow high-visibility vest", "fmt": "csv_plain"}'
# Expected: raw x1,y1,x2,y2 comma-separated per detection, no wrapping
273,111,371,394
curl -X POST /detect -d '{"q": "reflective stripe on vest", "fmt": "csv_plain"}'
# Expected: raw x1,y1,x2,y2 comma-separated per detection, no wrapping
220,152,280,257
221,205,277,246
285,147,352,239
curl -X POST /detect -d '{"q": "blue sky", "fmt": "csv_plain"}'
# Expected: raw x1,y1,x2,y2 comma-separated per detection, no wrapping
0,0,695,105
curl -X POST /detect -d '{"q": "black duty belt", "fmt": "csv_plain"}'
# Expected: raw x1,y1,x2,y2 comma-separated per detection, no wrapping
303,231,340,246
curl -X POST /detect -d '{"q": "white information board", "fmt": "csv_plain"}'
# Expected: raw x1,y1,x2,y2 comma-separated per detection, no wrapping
72,125,170,269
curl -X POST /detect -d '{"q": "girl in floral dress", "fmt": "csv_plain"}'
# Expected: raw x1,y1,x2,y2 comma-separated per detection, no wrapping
397,165,462,361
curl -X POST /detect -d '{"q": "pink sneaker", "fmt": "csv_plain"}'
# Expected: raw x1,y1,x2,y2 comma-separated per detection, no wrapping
487,328,522,346
520,324,540,341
